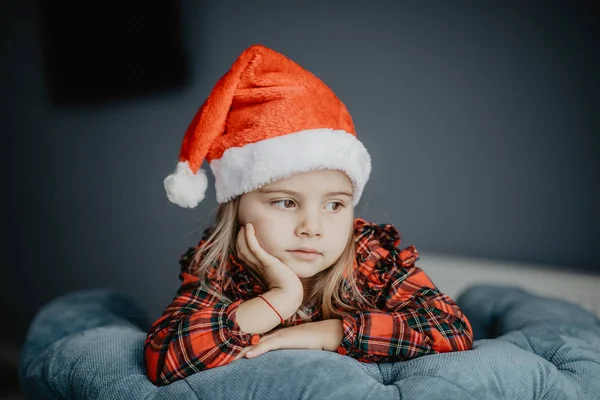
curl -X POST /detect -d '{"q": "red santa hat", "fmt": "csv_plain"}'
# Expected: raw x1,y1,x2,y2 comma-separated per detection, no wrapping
164,44,371,208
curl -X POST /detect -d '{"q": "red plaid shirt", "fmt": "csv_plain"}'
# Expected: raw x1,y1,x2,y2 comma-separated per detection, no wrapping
145,218,473,386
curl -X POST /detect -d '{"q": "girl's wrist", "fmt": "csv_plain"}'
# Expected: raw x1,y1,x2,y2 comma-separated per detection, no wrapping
319,319,344,352
268,286,303,313
237,289,301,334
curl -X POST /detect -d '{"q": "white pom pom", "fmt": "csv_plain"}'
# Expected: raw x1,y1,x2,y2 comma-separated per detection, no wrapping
163,161,208,208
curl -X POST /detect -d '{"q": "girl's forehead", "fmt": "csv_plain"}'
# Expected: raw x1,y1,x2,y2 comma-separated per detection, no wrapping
263,170,353,191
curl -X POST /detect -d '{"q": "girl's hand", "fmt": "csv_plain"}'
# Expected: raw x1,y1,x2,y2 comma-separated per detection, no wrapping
244,319,344,358
236,223,303,297
233,345,256,361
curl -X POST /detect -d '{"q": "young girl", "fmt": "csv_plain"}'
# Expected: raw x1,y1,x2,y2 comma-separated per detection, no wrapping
144,44,473,386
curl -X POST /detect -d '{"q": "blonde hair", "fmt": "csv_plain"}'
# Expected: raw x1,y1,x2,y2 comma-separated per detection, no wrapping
189,196,375,323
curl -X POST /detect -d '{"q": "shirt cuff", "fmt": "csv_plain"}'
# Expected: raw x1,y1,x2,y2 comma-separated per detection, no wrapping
223,299,260,346
337,313,359,356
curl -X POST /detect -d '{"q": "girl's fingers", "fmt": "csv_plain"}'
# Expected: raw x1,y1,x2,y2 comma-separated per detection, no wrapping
245,337,278,358
236,226,260,267
236,228,246,257
234,345,255,360
235,233,243,258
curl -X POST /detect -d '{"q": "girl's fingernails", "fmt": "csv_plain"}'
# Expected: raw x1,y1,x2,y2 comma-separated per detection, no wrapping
246,351,253,357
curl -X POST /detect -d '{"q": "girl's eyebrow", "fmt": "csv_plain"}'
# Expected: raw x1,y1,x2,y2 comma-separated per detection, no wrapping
326,191,353,198
258,188,353,197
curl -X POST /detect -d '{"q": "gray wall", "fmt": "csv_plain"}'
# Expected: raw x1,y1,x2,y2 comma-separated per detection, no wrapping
2,1,598,348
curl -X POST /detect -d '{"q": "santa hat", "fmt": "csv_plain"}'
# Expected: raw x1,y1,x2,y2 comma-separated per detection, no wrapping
164,44,371,208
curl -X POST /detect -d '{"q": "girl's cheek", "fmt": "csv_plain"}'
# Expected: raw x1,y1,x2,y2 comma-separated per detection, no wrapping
248,221,270,244
254,222,285,253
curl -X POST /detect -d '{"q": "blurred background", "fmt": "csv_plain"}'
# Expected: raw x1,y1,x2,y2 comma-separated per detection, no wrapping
1,0,598,397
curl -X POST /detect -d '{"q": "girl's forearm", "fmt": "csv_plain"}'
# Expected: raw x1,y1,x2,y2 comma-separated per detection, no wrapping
236,288,303,334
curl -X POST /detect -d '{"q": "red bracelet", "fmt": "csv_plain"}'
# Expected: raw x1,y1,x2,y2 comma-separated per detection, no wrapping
258,294,284,325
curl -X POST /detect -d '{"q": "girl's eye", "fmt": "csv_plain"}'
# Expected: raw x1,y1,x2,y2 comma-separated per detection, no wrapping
324,201,343,211
272,199,296,209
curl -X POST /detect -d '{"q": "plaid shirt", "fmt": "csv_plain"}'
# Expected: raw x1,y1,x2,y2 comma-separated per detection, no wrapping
145,218,473,386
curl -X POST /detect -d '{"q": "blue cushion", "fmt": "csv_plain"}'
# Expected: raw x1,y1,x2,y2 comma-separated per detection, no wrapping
19,285,600,399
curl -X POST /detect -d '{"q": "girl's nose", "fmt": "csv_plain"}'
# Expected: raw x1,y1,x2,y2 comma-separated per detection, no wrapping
296,212,323,237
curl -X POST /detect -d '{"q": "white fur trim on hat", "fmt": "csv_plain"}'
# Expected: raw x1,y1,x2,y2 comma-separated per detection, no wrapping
163,162,208,208
210,129,371,205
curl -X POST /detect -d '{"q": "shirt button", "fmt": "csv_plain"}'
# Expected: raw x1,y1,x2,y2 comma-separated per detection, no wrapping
337,346,347,355
250,334,260,345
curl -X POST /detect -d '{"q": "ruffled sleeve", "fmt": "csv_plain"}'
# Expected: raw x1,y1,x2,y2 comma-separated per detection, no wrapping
336,219,473,362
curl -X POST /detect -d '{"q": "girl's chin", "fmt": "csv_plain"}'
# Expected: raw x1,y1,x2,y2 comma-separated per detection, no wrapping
289,265,332,280
285,263,318,279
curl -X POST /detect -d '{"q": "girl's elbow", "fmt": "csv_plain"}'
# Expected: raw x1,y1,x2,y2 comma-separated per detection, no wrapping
143,346,166,386
429,327,473,353
460,329,474,351
144,342,236,386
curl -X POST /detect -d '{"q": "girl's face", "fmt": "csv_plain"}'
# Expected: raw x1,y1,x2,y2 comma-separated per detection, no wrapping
238,170,354,279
